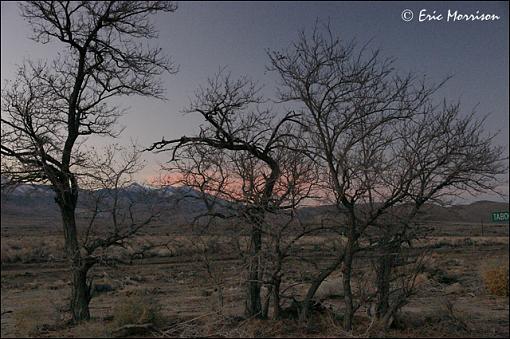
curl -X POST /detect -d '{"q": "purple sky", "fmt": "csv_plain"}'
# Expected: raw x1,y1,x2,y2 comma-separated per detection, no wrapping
1,1,508,202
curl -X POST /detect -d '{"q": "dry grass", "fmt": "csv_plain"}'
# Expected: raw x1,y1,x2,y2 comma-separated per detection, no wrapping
13,304,60,337
71,321,112,338
1,236,63,264
13,307,42,337
420,236,509,248
3,234,505,265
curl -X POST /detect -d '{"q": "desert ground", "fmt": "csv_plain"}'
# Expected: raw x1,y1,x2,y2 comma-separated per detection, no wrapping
1,218,508,338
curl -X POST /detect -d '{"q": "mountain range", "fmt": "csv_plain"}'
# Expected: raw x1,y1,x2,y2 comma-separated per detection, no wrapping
1,183,508,233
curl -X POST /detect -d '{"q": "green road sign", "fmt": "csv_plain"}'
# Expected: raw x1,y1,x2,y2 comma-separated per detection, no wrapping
491,211,509,222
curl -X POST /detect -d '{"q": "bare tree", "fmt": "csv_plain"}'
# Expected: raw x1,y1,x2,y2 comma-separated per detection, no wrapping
362,102,508,331
1,1,176,321
148,70,320,318
76,143,161,303
268,22,506,330
157,134,329,321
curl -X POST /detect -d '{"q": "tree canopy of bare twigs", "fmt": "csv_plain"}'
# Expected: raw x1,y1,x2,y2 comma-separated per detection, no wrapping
149,69,324,318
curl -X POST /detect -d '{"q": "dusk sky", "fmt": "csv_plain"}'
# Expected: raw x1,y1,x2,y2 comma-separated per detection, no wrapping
1,1,508,202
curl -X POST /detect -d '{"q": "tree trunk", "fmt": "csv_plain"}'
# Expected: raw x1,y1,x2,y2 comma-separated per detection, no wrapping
261,285,272,319
57,188,91,322
272,277,281,319
244,161,278,319
245,226,262,318
71,265,91,321
342,208,358,331
58,195,79,259
375,251,392,319
299,253,344,321
342,240,354,331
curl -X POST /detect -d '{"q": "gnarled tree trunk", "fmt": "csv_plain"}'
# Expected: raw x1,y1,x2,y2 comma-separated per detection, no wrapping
57,185,91,322
70,265,91,321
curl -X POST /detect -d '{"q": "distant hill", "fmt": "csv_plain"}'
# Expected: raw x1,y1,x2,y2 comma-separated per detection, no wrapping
1,183,508,233
0,183,217,233
416,201,509,223
297,201,509,225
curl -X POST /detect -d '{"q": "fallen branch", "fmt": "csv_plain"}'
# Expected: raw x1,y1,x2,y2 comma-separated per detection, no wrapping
162,311,219,335
112,322,155,337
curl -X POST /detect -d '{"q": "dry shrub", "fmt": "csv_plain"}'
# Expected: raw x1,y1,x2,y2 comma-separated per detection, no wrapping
308,308,344,336
112,294,164,329
426,266,459,285
413,273,430,288
482,265,509,296
437,299,470,333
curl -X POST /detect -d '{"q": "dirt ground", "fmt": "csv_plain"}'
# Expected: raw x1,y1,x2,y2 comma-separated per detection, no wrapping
1,222,509,338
